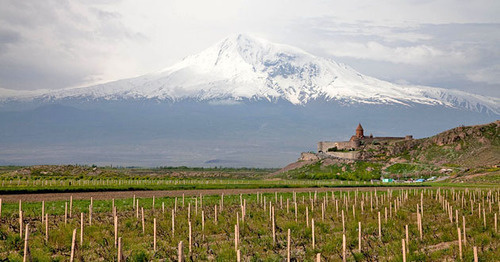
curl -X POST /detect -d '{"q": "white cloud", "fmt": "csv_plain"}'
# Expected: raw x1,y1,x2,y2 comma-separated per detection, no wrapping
466,65,500,85
320,41,467,65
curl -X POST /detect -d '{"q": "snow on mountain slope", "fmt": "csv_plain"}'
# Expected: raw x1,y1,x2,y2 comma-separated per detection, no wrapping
1,34,498,114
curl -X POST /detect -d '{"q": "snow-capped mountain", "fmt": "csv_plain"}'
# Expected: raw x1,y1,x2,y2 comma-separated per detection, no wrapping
0,33,498,114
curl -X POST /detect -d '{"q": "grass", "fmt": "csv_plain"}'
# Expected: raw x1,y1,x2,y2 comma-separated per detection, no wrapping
279,161,384,181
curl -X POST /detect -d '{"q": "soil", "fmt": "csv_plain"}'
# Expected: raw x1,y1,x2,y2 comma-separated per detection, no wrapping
421,240,457,253
0,186,423,203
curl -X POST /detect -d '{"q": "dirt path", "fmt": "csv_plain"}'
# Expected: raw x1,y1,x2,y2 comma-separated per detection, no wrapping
0,186,423,203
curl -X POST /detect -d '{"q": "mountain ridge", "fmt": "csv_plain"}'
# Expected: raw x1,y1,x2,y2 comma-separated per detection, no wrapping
0,33,498,114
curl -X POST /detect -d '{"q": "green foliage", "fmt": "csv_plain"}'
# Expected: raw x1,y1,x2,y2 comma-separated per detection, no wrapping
129,250,149,262
282,161,382,181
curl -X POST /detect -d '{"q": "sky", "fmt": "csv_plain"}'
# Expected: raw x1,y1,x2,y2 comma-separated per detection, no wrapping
0,0,499,97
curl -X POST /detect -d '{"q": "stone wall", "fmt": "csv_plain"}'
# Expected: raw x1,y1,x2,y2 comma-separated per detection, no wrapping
325,151,360,160
318,141,356,152
317,141,337,152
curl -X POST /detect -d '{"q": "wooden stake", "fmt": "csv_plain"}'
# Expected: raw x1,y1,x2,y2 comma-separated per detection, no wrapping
287,228,291,262
316,253,321,262
234,224,239,251
141,207,145,234
118,237,124,262
172,209,175,236
358,221,361,252
483,208,486,228
152,218,157,252
378,211,382,240
136,200,139,219
342,233,346,262
418,213,423,240
19,210,23,238
42,201,45,224
462,216,467,246
405,225,409,253
215,205,218,224
80,213,83,245
114,215,118,247
473,246,478,262
495,213,497,232
202,210,205,240
458,227,462,260
342,210,345,233
237,249,241,262
312,218,315,249
70,229,76,262
178,241,184,262
89,204,92,226
188,221,192,253
23,224,29,262
45,213,48,242
402,239,406,262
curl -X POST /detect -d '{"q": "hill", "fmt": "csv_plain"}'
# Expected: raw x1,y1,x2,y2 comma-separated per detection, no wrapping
274,121,500,181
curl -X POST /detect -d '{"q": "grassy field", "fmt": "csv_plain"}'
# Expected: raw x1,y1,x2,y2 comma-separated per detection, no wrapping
0,165,439,195
0,187,498,261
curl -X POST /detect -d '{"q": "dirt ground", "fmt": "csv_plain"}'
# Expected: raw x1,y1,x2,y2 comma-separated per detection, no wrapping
0,186,423,203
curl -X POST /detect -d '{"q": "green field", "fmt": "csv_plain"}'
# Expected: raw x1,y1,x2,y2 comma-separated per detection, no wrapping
0,165,435,195
0,165,498,261
1,187,499,261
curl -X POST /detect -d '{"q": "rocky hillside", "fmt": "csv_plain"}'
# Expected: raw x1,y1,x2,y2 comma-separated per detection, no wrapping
275,121,499,180
390,120,499,167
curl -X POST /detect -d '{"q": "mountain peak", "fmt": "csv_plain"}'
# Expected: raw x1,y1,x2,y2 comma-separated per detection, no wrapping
0,34,498,114
221,33,267,46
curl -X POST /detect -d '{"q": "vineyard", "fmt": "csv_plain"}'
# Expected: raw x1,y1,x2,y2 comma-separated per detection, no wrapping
0,187,498,261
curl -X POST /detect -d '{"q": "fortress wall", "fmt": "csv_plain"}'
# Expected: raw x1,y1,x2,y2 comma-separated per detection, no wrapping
318,141,355,152
335,141,355,150
318,141,337,152
325,151,360,160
